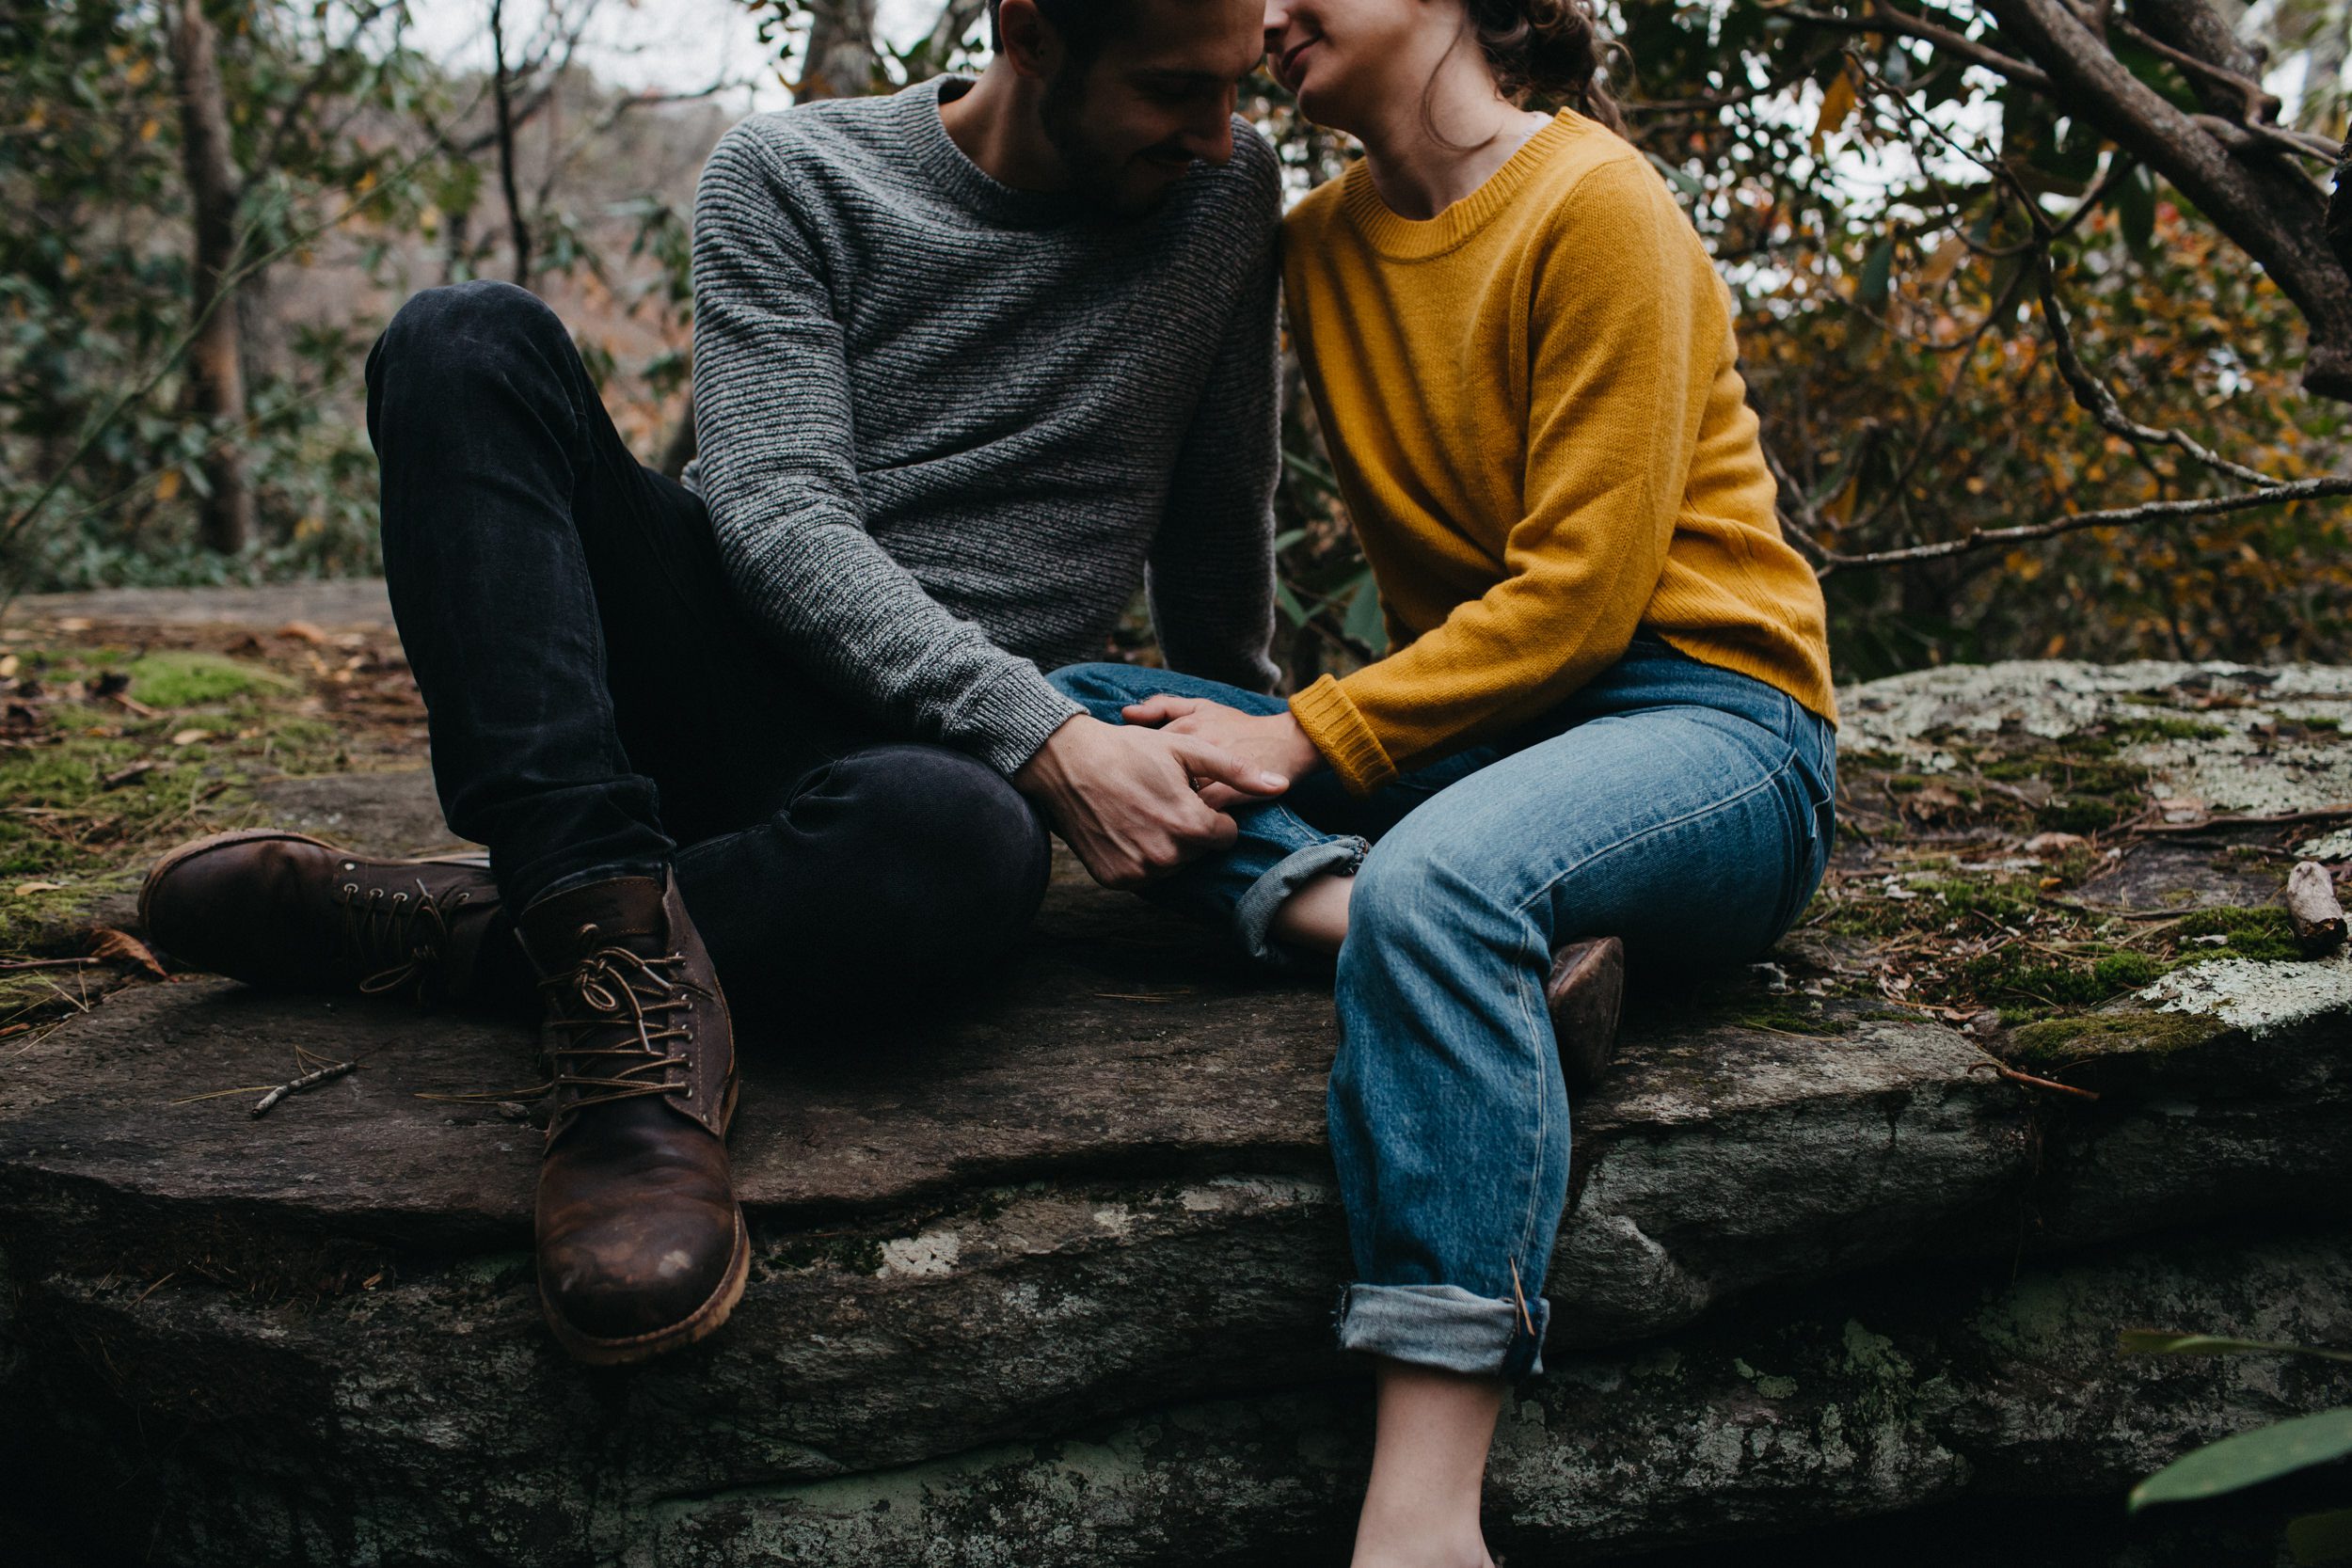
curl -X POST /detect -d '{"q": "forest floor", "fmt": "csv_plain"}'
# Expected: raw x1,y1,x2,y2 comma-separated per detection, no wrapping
0,580,2343,1075
0,581,423,1039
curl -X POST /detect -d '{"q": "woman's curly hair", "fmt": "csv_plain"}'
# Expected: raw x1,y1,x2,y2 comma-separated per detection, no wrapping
1462,0,1627,133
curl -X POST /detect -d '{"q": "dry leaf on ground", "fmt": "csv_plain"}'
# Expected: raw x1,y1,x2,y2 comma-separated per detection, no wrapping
87,927,168,978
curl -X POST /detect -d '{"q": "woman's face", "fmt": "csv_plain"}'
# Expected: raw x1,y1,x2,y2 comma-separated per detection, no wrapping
1263,0,1456,132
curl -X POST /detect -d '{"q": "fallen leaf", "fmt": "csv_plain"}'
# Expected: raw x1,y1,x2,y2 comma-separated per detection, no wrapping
101,759,159,789
55,617,91,633
2024,832,2088,857
1900,783,1972,824
87,927,168,978
14,881,65,896
170,728,209,746
276,620,326,645
0,654,17,680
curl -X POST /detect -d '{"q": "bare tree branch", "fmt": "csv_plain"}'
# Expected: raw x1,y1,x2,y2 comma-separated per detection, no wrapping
242,0,402,203
1776,2,2055,90
1980,0,2352,398
1820,476,2352,568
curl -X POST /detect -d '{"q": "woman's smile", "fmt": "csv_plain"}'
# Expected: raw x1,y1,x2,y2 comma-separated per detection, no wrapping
1277,35,1319,90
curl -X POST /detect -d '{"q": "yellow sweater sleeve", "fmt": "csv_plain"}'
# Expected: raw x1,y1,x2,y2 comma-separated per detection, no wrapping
1291,158,1717,793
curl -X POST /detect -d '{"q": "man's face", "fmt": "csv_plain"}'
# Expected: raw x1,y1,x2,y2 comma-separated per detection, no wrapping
1037,0,1266,216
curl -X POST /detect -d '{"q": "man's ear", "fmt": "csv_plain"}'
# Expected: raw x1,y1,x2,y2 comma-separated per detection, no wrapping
994,0,1063,81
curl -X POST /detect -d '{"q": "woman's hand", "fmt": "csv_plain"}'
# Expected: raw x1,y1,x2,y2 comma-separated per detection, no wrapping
1121,695,1324,810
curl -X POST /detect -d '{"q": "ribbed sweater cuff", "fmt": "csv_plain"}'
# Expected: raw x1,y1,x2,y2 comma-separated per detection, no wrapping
1289,674,1396,795
960,663,1085,777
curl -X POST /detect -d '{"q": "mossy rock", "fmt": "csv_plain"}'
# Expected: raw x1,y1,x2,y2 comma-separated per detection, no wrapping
2001,1008,2245,1096
2004,1009,2233,1068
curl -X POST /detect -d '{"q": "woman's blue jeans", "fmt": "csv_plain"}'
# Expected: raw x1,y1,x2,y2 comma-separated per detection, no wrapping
1048,639,1836,1379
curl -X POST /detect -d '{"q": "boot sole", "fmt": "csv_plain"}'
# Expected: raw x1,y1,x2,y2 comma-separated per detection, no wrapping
541,1205,752,1367
137,827,488,936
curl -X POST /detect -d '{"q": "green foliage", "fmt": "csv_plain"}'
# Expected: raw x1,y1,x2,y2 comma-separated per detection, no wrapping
2120,1329,2352,1559
1,1,471,591
2288,1510,2352,1565
2128,1408,2352,1513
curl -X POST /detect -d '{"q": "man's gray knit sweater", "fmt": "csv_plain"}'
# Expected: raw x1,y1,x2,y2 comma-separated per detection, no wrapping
687,77,1281,777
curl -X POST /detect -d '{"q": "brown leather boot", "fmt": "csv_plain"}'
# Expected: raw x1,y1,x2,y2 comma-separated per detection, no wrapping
516,870,747,1365
138,829,506,1005
1547,936,1627,1093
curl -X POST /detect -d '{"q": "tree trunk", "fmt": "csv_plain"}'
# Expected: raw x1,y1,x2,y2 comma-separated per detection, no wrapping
659,0,889,472
914,0,988,78
490,0,532,285
164,0,254,555
800,0,881,101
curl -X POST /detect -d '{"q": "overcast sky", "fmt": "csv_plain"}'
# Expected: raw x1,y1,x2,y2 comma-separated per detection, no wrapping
400,0,961,112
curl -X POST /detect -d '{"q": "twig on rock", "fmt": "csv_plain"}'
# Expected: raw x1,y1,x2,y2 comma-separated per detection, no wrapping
1968,1058,2103,1101
251,1058,356,1118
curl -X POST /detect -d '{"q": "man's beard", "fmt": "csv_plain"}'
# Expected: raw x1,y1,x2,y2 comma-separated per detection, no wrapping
1038,66,1183,218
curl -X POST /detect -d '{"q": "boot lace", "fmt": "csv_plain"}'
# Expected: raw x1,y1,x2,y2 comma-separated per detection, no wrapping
337,872,474,1001
539,942,695,1114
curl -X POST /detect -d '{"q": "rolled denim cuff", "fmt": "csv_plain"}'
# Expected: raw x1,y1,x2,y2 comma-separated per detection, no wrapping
1231,835,1368,968
1335,1283,1550,1379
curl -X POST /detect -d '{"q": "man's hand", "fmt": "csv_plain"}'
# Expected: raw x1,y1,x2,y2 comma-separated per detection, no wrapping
1014,715,1288,890
1120,695,1324,811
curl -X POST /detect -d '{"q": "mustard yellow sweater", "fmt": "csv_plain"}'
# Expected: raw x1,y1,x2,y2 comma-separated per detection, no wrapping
1282,113,1836,795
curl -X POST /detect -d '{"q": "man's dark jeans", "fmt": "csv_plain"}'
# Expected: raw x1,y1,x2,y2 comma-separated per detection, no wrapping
364,279,1053,1019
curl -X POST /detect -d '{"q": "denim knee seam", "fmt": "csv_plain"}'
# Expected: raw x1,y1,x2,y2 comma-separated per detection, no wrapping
1505,922,1557,1299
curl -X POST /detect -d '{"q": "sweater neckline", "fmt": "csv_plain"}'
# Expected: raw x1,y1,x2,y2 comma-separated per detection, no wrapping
1340,112,1581,260
906,76,1087,229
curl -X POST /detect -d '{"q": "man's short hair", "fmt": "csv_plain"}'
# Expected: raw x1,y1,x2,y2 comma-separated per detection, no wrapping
987,0,1140,62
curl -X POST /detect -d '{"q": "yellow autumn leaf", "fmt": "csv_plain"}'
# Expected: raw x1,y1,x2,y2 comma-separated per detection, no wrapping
170,728,209,746
1811,69,1856,153
156,468,182,501
1918,239,1967,289
139,118,160,142
15,881,66,896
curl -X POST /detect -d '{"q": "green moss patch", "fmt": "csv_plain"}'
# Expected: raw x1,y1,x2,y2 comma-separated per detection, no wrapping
0,636,418,968
2104,716,2228,744
1732,1003,1851,1037
2169,906,2300,963
1961,948,2161,1013
125,651,294,706
2003,1009,2233,1069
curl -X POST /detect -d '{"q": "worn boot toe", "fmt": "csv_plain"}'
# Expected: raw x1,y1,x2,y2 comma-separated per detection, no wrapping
535,1104,746,1347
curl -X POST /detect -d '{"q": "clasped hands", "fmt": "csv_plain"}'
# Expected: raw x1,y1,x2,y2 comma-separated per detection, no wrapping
1012,694,1323,891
